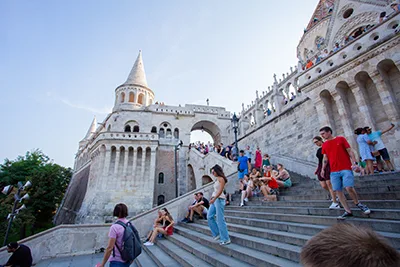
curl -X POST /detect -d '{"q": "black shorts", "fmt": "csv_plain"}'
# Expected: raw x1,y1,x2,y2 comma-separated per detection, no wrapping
376,148,390,161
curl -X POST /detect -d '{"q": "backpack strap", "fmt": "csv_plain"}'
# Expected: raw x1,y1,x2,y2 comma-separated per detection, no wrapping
112,221,127,257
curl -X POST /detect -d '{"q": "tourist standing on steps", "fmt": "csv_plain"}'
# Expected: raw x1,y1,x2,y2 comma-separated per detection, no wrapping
365,124,396,172
313,136,339,210
207,164,231,245
254,147,262,171
237,150,250,181
354,128,376,175
319,126,371,219
245,145,253,163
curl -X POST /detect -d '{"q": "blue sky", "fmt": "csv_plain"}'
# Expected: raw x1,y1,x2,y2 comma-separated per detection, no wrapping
1,0,319,167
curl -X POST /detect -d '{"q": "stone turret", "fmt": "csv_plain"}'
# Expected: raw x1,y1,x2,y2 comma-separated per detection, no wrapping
113,50,155,111
79,116,97,149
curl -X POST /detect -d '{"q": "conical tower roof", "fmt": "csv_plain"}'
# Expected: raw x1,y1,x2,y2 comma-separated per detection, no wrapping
84,116,97,140
124,50,148,88
305,0,336,31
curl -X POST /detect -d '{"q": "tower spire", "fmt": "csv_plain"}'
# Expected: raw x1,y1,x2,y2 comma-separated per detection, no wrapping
84,116,97,139
124,50,148,88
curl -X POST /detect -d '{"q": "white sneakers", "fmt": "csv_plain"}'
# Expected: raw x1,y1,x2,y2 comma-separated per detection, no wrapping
240,202,244,207
144,241,154,246
213,235,220,241
244,198,249,202
329,202,340,209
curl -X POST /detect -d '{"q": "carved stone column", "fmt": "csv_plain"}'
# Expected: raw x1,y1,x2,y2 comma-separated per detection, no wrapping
114,148,120,174
103,148,111,175
351,86,376,129
141,149,146,179
123,148,129,176
147,147,157,192
370,74,400,122
132,147,137,179
333,94,357,149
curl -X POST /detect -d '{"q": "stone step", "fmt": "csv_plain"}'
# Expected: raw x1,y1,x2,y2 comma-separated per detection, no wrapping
224,210,400,233
143,242,183,267
135,248,158,267
226,206,400,220
176,223,301,262
166,232,254,267
172,226,300,267
278,192,400,201
228,199,400,209
221,216,400,249
279,185,400,196
156,238,213,267
181,221,310,247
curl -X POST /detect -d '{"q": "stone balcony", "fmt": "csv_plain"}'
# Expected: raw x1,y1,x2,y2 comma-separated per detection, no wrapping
298,12,400,88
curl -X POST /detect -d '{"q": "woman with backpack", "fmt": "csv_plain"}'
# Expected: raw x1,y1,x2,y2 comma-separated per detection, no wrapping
144,208,174,246
98,203,140,267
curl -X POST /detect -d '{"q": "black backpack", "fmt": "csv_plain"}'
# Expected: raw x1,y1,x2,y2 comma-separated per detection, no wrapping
113,221,142,262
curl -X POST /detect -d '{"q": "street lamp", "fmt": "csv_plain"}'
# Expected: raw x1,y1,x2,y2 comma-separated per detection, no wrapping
1,181,31,246
174,140,183,198
231,113,240,161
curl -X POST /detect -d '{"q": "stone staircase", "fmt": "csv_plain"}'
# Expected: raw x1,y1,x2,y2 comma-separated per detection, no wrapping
134,172,400,267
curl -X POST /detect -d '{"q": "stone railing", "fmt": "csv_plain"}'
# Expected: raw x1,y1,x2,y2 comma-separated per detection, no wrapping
188,149,239,192
0,182,216,264
298,12,400,87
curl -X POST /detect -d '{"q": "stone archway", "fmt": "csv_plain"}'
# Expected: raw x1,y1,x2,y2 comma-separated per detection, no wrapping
202,175,213,186
191,120,223,145
187,164,196,192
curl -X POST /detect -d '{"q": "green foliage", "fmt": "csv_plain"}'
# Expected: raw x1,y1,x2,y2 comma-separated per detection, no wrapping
0,149,72,245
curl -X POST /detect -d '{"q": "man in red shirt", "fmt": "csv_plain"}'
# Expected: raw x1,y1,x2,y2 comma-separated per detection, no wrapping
320,126,371,219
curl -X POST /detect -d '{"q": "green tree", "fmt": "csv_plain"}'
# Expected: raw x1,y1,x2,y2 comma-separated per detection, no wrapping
0,150,72,244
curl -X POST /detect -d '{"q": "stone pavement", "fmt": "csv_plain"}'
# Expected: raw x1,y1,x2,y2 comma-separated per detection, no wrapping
35,253,107,267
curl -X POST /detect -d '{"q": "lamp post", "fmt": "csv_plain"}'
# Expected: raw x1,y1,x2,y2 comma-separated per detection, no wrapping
174,140,183,197
2,181,31,246
231,113,239,160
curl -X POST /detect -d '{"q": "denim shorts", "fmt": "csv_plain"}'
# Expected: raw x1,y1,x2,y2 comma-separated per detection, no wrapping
330,170,354,191
238,169,248,179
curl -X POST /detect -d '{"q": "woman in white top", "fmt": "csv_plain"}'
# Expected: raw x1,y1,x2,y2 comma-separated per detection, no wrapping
207,164,231,245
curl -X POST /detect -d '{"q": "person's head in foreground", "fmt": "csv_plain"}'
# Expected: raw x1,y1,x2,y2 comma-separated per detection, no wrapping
113,203,128,219
300,223,400,267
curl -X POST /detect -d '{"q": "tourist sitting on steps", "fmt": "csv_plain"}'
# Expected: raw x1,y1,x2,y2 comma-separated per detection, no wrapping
276,164,292,188
1,242,32,267
181,193,200,223
259,167,280,201
144,210,163,242
185,192,210,223
144,208,174,246
240,174,253,207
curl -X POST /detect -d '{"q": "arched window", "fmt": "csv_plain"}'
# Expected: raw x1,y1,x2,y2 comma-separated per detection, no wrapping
138,94,144,104
173,128,179,139
166,128,172,137
129,92,134,102
107,125,111,131
151,126,157,133
157,195,165,206
120,92,125,103
158,173,164,184
124,125,131,132
133,126,140,132
159,128,165,138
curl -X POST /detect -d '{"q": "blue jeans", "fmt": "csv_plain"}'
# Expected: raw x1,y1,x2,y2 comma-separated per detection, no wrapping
110,261,131,267
330,170,354,191
207,198,230,242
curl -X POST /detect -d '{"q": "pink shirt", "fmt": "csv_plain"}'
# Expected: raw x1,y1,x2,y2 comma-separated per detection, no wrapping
108,218,129,262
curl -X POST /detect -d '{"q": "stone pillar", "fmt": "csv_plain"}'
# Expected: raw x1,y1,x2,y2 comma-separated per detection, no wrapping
333,94,357,149
141,150,146,179
370,74,400,122
314,99,330,127
132,147,137,179
147,147,157,192
103,148,111,175
114,148,120,174
351,86,376,129
123,148,129,176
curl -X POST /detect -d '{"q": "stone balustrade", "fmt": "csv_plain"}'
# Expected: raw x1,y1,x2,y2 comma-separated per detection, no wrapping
298,12,400,87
